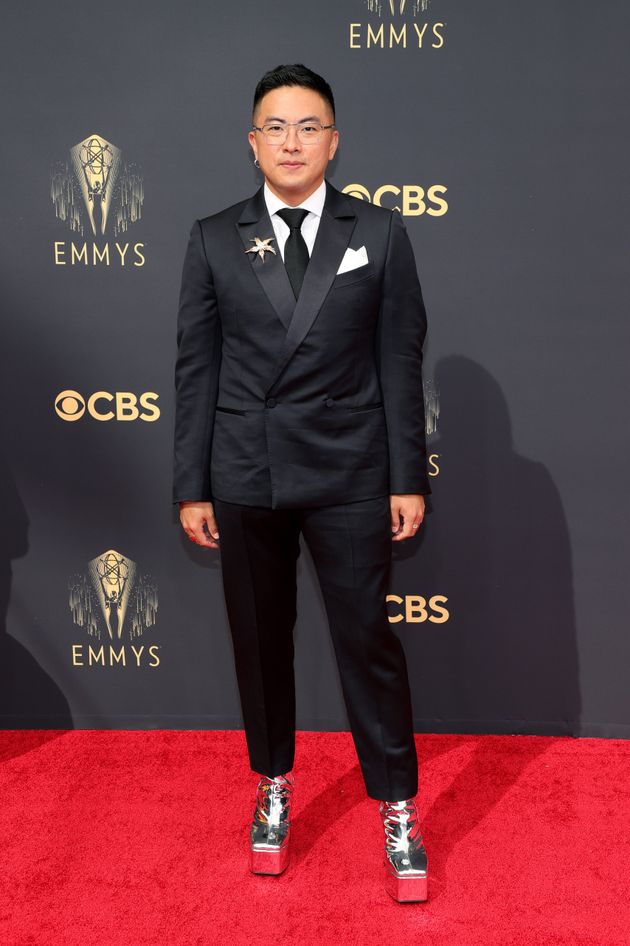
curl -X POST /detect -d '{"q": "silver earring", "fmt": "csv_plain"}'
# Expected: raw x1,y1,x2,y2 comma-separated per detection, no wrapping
254,158,260,168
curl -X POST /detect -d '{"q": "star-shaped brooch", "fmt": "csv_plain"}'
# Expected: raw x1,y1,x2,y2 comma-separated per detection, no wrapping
245,235,277,262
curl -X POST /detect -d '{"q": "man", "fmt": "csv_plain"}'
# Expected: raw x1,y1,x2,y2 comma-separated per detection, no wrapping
173,64,431,903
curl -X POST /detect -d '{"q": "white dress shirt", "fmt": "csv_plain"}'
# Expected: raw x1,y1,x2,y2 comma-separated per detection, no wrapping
263,178,326,261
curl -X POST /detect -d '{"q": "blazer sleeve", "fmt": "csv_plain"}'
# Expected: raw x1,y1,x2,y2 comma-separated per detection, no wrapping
375,210,432,496
172,219,222,504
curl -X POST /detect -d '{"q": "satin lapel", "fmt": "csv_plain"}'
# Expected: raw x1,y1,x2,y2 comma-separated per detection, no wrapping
236,186,296,330
265,182,358,395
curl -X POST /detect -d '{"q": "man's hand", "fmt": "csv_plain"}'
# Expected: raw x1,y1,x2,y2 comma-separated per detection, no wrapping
179,501,220,549
390,494,425,542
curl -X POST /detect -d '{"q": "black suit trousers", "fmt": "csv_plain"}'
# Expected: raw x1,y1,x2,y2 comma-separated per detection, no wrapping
212,494,419,801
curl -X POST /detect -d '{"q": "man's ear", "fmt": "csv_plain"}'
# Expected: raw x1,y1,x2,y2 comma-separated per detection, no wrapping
328,130,339,160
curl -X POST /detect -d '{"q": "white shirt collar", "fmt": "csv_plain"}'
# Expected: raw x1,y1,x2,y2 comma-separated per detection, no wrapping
263,178,327,220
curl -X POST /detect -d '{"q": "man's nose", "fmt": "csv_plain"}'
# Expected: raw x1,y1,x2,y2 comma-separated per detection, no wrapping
282,127,302,151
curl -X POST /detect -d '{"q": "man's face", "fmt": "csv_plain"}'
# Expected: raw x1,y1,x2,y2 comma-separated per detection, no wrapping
248,85,339,201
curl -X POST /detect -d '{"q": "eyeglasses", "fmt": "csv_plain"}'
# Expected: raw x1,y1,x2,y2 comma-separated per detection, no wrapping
252,120,336,144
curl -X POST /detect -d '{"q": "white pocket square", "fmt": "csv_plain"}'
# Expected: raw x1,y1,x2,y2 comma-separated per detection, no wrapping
336,245,369,275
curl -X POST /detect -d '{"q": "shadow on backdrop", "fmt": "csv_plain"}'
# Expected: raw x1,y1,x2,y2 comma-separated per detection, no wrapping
0,434,73,746
405,355,580,735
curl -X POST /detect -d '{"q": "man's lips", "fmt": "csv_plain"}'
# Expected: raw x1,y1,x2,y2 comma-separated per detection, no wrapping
279,162,304,167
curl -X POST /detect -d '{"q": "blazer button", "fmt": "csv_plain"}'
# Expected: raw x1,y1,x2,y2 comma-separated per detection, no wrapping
265,397,277,408
325,397,335,407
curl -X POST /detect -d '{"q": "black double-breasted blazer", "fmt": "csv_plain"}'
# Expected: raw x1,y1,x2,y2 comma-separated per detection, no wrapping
173,178,431,509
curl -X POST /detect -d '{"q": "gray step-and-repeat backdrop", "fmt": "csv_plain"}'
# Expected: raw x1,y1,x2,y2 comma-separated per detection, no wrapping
1,1,628,737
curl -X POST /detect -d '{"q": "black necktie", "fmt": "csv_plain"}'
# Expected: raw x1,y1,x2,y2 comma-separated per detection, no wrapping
276,207,310,299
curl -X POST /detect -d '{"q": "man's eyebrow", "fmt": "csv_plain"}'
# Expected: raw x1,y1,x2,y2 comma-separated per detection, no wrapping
261,115,322,123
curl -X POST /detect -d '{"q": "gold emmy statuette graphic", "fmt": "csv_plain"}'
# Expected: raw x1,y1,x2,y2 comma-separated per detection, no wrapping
90,550,134,640
51,134,144,237
73,135,119,236
69,549,158,642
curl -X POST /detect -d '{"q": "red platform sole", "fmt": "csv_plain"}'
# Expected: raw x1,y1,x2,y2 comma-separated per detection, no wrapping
383,862,428,902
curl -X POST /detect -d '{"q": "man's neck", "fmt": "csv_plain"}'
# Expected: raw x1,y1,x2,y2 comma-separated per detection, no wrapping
264,177,325,207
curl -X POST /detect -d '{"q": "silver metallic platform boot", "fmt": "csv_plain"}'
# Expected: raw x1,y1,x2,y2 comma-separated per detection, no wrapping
249,771,294,875
379,798,428,902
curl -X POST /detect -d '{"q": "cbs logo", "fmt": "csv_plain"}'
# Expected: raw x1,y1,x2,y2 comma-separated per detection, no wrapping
387,595,450,624
342,184,448,216
55,390,160,422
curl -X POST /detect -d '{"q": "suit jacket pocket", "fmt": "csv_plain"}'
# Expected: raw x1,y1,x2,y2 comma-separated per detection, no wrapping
346,401,383,414
216,405,246,415
330,261,376,290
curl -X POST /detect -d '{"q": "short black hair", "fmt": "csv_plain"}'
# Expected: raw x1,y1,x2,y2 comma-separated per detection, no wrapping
253,63,335,122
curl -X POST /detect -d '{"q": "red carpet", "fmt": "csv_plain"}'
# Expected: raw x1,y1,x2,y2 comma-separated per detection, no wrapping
1,730,628,946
